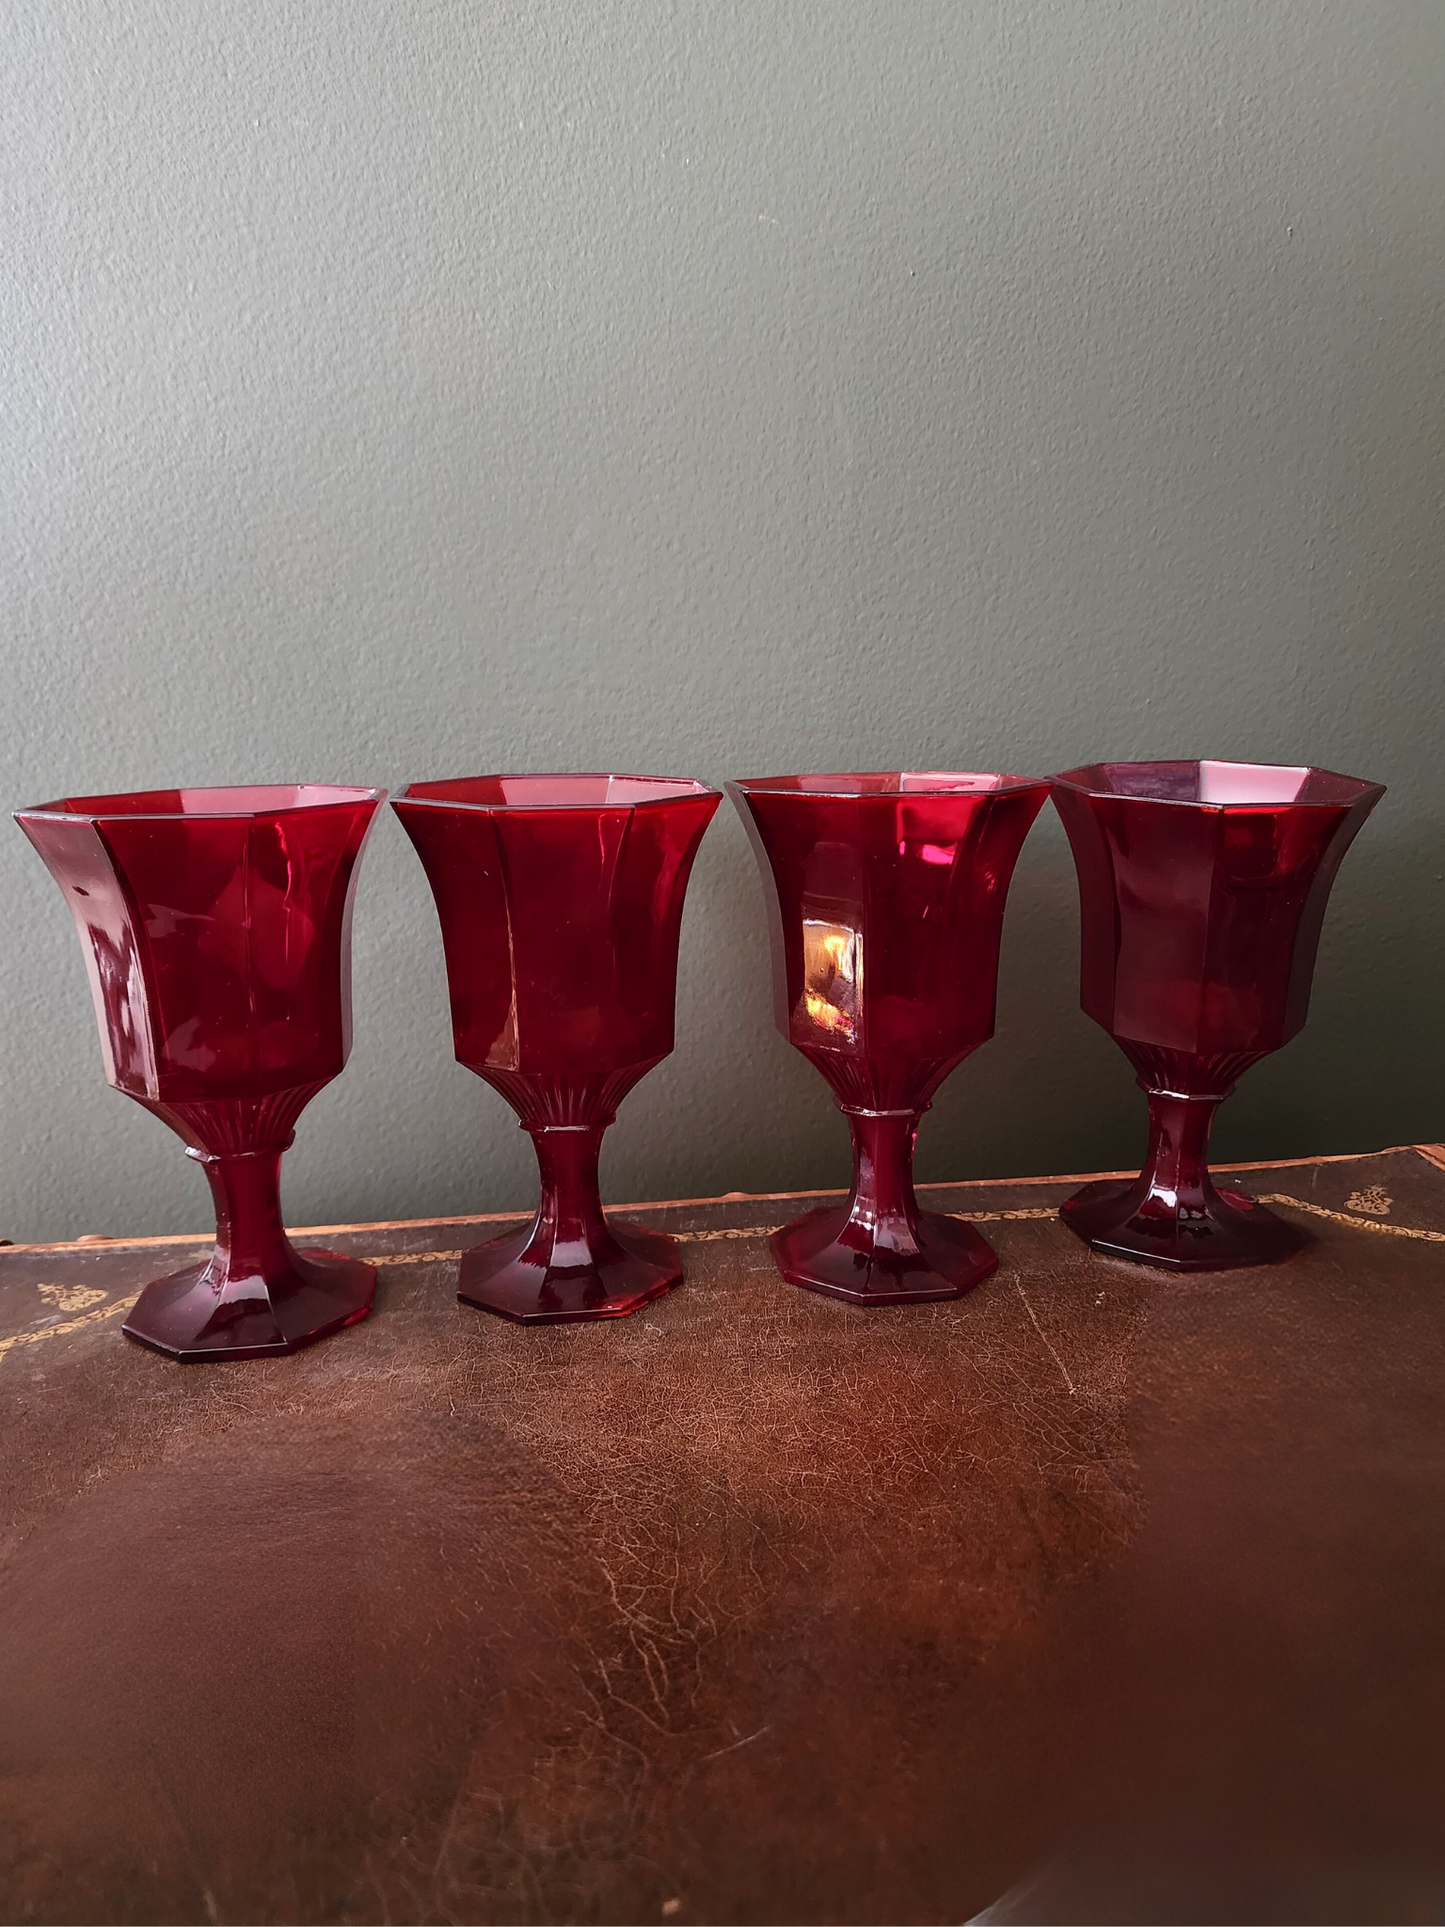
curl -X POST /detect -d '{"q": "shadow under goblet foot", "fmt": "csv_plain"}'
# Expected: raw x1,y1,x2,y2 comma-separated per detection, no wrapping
1060,1177,1308,1272
122,1250,376,1362
458,1219,682,1325
771,1203,999,1307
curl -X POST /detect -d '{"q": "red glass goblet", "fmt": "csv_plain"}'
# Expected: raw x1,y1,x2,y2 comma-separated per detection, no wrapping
394,774,721,1324
15,785,386,1359
1051,760,1385,1270
728,772,1048,1306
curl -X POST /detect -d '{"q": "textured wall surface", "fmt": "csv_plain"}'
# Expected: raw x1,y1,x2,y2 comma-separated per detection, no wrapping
2,0,1441,1241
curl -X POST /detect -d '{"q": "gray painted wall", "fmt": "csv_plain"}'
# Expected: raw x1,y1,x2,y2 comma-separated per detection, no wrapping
3,0,1441,1242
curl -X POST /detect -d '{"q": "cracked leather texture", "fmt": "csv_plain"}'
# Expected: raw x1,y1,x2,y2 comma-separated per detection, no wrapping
1,1147,1443,1924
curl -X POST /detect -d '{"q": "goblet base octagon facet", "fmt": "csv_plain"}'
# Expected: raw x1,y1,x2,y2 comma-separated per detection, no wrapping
458,1219,683,1325
1059,1177,1305,1273
122,1250,375,1363
771,1103,1000,1305
771,1202,998,1306
1058,1077,1309,1272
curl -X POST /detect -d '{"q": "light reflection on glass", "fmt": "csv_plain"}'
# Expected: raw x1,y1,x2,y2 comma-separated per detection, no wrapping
800,918,862,1042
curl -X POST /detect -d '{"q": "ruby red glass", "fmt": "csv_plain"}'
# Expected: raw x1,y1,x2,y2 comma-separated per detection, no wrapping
16,784,386,1359
729,772,1048,1305
394,774,721,1324
1052,759,1385,1270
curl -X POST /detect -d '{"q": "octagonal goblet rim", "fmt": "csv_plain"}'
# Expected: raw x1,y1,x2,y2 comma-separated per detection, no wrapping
728,769,1044,802
16,782,386,825
397,772,721,814
1051,759,1385,811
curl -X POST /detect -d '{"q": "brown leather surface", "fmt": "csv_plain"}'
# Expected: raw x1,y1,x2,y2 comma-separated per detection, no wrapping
1,1148,1442,1924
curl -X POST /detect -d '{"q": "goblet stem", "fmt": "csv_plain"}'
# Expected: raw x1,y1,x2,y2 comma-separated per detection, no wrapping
193,1145,299,1289
1137,1090,1218,1215
523,1124,616,1270
842,1108,926,1255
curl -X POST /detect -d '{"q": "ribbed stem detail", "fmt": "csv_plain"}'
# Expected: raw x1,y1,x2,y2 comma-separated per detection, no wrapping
478,1066,656,1129
799,1049,955,1113
1119,1044,1263,1101
145,1083,327,1155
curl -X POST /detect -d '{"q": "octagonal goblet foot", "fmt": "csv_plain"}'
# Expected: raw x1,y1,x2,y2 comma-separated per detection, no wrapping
458,1121,682,1325
459,1220,682,1325
772,1205,998,1306
1060,1176,1304,1272
122,1145,374,1361
773,1107,999,1307
1060,1090,1307,1272
123,1250,375,1361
